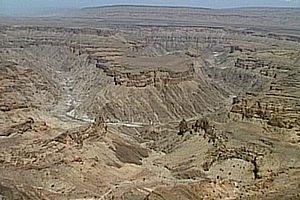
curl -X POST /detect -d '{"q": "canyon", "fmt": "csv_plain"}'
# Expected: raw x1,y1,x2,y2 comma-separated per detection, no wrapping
0,5,300,200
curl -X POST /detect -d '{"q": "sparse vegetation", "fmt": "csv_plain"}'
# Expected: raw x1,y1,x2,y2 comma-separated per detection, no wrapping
194,117,210,133
267,115,288,129
178,118,189,136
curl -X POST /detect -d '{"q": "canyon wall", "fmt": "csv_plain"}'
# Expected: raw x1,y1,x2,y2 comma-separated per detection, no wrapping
96,62,195,87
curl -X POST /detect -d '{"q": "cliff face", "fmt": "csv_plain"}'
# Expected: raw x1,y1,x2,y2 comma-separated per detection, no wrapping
95,59,195,87
230,97,300,129
235,57,277,78
112,66,194,87
228,51,300,130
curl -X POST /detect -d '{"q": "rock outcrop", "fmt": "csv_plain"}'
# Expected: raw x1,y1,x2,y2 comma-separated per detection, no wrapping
235,57,277,78
230,97,300,129
114,66,195,87
0,118,35,136
53,116,107,146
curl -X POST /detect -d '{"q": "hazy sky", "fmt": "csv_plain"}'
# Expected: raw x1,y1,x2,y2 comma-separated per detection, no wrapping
1,0,300,16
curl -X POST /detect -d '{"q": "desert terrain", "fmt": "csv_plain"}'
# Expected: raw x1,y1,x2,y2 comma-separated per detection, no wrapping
0,6,300,200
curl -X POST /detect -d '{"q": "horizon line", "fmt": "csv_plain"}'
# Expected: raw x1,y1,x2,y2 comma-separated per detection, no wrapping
1,4,300,17
81,4,300,10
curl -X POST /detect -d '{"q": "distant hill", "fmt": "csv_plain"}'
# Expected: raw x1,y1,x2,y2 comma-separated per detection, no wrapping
81,4,300,11
82,4,213,11
64,5,300,33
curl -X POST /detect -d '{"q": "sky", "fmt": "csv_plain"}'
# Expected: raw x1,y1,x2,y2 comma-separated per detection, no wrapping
0,0,299,16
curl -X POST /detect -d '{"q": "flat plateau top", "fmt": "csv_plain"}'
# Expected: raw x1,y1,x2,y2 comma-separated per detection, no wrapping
115,55,192,72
